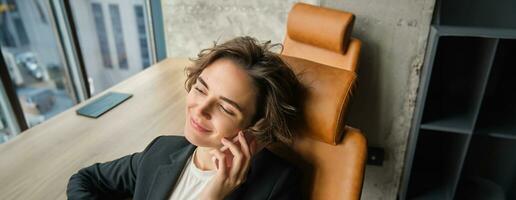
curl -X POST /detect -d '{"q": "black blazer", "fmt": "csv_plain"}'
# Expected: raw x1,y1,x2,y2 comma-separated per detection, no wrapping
67,135,301,200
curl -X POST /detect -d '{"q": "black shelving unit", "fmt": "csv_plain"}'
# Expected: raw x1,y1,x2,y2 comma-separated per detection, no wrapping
475,39,516,140
420,36,497,134
455,135,516,200
407,131,469,199
400,0,516,199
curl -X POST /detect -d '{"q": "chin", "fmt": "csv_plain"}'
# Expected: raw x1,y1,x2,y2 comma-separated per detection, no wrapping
184,130,202,147
184,126,213,147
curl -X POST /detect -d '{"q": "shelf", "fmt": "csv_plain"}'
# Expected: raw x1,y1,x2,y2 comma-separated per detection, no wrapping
475,39,516,140
434,25,516,39
476,115,516,140
403,1,516,199
407,130,469,199
456,176,506,200
457,135,516,199
420,114,473,134
409,184,448,200
435,0,516,29
421,36,497,132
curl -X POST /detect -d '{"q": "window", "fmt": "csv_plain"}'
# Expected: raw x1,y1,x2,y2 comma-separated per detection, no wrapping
0,107,10,143
109,4,128,69
134,5,151,69
0,0,162,142
0,0,77,139
91,3,112,69
34,0,48,24
0,21,16,47
13,18,30,46
4,1,30,46
0,81,19,144
70,0,154,95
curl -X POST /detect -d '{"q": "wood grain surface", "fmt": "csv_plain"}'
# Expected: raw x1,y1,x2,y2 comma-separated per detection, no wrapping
0,58,191,200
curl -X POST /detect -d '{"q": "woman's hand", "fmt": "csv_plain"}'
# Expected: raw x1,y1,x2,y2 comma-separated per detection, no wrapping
199,131,256,200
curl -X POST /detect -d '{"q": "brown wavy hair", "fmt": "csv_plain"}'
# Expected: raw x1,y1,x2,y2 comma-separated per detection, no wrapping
184,36,302,145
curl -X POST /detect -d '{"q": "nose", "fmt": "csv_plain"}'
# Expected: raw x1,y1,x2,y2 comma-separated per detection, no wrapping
196,98,213,120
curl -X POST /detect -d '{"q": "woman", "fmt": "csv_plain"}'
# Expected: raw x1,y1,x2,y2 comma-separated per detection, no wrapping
67,36,303,200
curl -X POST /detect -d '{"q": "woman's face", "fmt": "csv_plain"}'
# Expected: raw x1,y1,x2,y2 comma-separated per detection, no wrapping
184,58,257,148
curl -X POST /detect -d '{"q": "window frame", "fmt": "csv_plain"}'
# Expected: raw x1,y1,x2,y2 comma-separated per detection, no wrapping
0,0,166,134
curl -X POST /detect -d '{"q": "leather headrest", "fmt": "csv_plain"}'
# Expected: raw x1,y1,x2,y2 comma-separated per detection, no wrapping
281,55,356,145
287,3,355,54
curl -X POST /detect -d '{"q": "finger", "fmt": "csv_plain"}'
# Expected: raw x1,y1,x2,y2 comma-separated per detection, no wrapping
209,150,227,177
238,131,251,158
219,135,240,152
237,132,252,181
221,137,244,177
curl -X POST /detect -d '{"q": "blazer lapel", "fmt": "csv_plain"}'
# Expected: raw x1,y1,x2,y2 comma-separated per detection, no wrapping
145,144,196,200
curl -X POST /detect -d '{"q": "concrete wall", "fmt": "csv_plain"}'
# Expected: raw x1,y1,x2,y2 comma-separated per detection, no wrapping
161,0,435,199
162,0,318,57
320,0,435,199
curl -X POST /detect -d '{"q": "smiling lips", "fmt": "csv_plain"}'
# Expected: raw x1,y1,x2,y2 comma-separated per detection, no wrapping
190,117,211,133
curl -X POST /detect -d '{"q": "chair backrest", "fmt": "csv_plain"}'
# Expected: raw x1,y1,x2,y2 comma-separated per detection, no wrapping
267,3,367,199
282,3,361,72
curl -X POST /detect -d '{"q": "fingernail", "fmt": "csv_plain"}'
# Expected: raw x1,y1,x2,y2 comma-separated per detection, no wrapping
221,138,228,143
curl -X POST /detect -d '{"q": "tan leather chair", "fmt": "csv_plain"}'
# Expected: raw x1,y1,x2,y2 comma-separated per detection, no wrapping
267,3,367,200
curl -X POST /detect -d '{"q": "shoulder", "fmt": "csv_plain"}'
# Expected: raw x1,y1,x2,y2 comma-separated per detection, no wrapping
143,135,191,154
236,149,301,198
250,148,300,177
151,135,190,146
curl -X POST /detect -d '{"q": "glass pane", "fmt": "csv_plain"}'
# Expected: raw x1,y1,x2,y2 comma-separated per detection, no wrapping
0,82,18,144
69,0,153,96
0,0,77,134
0,110,11,144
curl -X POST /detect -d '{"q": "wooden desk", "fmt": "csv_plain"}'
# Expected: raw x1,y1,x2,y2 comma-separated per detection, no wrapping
0,58,190,200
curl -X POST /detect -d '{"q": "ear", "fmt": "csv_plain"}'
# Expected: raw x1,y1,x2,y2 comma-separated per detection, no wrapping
247,118,265,131
242,129,253,139
243,130,265,155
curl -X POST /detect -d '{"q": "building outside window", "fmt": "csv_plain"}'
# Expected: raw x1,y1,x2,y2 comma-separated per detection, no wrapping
0,0,158,143
134,5,151,69
91,3,113,69
0,0,76,140
109,4,128,70
70,0,153,96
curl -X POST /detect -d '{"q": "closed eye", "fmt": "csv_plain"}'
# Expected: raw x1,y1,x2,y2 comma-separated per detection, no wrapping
194,87,206,95
219,104,235,116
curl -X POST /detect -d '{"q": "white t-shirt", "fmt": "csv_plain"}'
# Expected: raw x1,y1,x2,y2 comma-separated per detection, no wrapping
169,149,216,200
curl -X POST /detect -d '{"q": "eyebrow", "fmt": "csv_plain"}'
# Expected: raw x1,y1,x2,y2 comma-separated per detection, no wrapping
197,77,244,113
220,97,243,113
197,77,209,89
